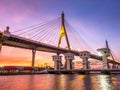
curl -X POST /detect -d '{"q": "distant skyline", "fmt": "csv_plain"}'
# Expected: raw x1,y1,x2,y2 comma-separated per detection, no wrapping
0,0,120,67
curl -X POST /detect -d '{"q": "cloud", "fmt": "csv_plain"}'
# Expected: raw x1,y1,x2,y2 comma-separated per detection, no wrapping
0,55,30,65
0,46,55,66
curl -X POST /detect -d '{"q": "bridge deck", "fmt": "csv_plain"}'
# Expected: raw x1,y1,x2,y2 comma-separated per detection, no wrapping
0,32,120,65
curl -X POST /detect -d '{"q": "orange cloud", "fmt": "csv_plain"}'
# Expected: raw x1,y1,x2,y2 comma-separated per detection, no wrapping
0,46,55,67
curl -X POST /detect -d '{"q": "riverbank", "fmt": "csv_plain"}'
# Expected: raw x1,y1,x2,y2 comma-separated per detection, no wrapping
0,71,48,75
1,69,120,75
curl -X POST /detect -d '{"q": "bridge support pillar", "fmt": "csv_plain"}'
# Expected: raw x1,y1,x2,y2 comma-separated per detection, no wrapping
64,53,74,70
79,51,90,70
112,63,116,69
83,58,90,69
97,48,110,69
0,42,2,52
0,32,4,52
117,64,119,69
52,55,62,70
32,49,36,67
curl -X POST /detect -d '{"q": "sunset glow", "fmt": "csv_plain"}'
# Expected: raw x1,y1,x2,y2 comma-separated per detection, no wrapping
0,0,120,68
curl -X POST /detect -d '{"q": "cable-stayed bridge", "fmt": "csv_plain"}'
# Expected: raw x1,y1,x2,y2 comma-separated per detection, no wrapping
0,12,120,73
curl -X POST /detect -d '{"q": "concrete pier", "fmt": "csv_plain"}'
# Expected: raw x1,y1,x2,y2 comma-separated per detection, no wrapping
32,49,36,67
79,51,90,70
52,55,62,70
97,48,110,69
64,53,74,70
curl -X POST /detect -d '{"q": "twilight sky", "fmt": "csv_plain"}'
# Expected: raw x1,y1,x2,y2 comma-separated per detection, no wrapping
0,0,120,67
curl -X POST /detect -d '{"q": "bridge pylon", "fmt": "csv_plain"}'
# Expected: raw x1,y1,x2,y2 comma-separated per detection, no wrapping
57,12,73,70
105,40,118,69
58,12,71,50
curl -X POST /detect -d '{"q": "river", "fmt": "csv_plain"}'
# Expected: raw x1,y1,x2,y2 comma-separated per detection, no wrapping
0,74,120,90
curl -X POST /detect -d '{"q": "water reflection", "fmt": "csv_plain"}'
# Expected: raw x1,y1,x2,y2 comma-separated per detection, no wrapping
83,75,92,90
0,74,120,90
52,74,78,90
97,75,114,90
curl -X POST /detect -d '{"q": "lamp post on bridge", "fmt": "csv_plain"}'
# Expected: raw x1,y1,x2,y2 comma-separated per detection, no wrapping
0,26,10,52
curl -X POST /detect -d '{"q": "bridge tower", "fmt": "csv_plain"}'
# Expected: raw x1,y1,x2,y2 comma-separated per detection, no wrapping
57,12,74,70
58,12,71,50
79,51,91,69
106,40,116,69
97,48,110,69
